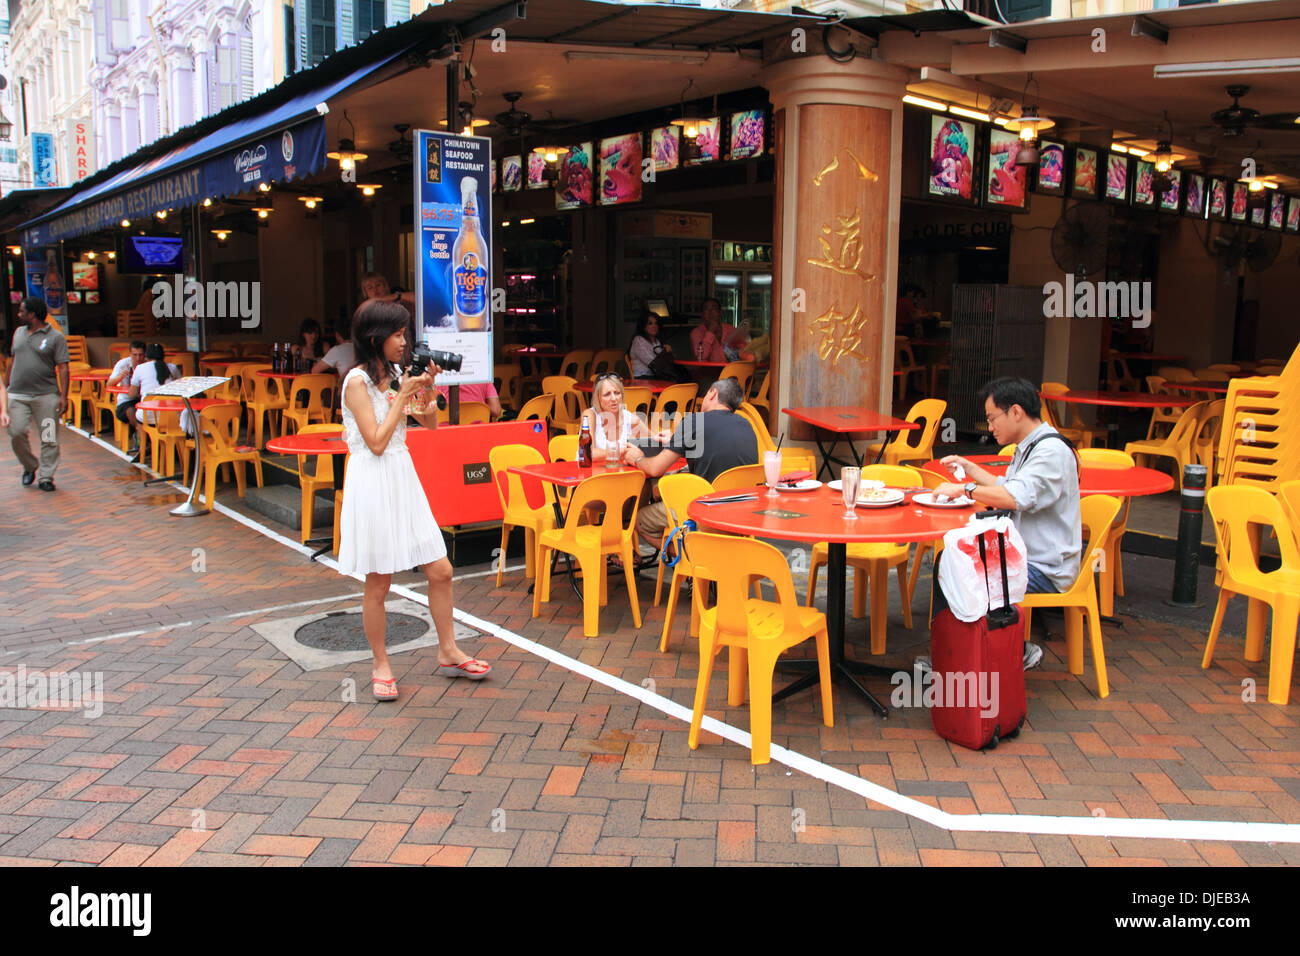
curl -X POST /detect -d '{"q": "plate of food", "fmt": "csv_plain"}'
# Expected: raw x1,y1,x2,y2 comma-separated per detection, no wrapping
856,487,905,508
913,492,974,508
776,479,823,493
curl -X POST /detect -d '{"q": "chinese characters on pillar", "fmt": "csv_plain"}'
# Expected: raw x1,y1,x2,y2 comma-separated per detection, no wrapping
805,147,878,368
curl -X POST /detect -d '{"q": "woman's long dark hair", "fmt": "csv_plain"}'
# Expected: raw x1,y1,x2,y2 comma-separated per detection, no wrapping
629,309,661,352
352,299,409,386
298,317,322,351
145,344,171,385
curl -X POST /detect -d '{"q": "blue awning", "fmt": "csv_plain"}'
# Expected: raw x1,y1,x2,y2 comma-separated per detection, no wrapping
22,45,410,245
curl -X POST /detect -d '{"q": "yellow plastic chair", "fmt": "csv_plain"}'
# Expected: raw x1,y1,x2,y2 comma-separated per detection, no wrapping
999,443,1018,456
494,363,522,412
718,361,756,397
543,375,584,434
864,398,947,467
590,349,625,379
1079,448,1135,617
654,473,714,651
196,404,264,505
1143,375,1184,440
1124,401,1207,490
736,402,817,475
559,349,594,382
167,352,197,377
651,382,698,433
139,399,189,481
750,371,771,417
548,435,578,462
686,532,833,765
437,400,492,425
281,374,336,435
1022,494,1122,698
1194,400,1226,475
712,463,768,492
291,424,341,544
1209,364,1240,375
243,364,286,448
489,444,558,587
516,393,553,424
1159,366,1195,383
806,464,921,655
1041,382,1106,448
64,362,93,427
533,470,645,637
107,342,131,364
1204,484,1300,705
1105,354,1139,392
622,386,653,420
894,338,926,401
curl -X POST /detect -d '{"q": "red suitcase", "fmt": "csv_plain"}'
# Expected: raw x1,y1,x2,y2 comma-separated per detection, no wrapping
929,514,1028,751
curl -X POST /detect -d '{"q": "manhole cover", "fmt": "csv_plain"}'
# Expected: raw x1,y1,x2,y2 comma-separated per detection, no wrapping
294,611,429,651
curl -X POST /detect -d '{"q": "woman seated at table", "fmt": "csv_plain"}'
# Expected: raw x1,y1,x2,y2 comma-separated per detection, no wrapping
581,373,656,463
628,310,678,380
126,344,190,460
298,318,324,365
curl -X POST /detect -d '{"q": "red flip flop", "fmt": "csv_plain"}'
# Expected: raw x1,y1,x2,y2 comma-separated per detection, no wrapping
437,658,491,681
371,672,399,701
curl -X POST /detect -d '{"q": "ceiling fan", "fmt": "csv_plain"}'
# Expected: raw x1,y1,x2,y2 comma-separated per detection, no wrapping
1209,85,1300,137
490,92,580,137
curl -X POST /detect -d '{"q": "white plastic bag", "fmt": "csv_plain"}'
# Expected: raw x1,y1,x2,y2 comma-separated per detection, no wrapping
937,515,1028,622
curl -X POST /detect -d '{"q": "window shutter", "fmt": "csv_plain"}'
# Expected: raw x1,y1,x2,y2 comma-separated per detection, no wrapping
389,0,410,27
216,45,235,109
239,32,253,100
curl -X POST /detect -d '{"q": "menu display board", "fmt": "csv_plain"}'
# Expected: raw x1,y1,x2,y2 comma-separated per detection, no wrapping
598,133,643,206
1250,204,1266,227
501,155,521,192
1230,182,1248,222
1287,197,1300,233
555,142,593,211
1036,140,1065,195
1132,160,1155,207
1269,191,1285,230
1183,173,1206,218
1208,177,1228,219
650,126,680,171
928,115,976,202
526,151,548,189
1104,152,1129,202
685,118,721,166
985,128,1026,208
1072,146,1098,198
1158,169,1182,213
728,110,765,161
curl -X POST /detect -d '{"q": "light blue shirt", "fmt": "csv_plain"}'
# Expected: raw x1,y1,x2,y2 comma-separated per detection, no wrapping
996,422,1082,592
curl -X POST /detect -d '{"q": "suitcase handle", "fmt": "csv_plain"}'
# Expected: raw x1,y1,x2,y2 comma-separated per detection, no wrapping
975,508,1015,520
977,528,1018,630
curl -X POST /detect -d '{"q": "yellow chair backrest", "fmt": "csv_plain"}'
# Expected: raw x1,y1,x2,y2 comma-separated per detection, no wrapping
198,404,245,455
1208,484,1300,588
737,402,775,453
517,393,553,422
718,362,755,395
559,349,594,381
687,532,804,636
242,364,272,403
296,423,340,482
653,383,698,428
1166,402,1208,446
1079,448,1134,467
861,464,923,486
590,349,624,378
490,443,554,515
999,443,1018,456
1075,495,1122,591
888,398,946,460
712,463,768,492
549,435,578,462
559,470,644,548
287,373,335,414
542,375,582,422
623,387,653,419
1277,480,1300,540
1159,366,1195,382
658,473,714,531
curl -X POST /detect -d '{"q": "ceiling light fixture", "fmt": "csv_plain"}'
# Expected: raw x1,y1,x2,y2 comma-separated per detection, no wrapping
948,105,991,122
252,206,273,218
155,210,167,220
297,196,324,210
202,197,212,207
1004,74,1054,166
107,251,115,260
86,251,96,260
120,219,130,228
564,49,710,66
902,93,947,111
1154,58,1300,79
1141,111,1186,172
326,110,367,172
671,77,703,141
357,184,382,197
211,229,230,245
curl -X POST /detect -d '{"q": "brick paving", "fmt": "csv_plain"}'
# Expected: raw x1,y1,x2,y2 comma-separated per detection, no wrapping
0,427,1297,866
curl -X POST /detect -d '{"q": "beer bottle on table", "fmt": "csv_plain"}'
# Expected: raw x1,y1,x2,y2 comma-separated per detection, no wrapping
452,176,489,332
272,343,281,373
577,418,593,469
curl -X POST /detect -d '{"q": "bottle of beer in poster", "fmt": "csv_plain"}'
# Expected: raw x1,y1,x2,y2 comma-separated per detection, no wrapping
577,418,593,469
44,250,64,314
452,176,489,331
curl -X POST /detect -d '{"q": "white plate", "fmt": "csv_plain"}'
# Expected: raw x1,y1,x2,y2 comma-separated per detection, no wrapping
855,489,905,508
827,479,842,492
913,492,973,508
776,480,823,493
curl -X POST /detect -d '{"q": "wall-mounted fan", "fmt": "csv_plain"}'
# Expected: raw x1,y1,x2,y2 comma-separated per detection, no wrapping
1211,223,1282,273
1051,202,1111,277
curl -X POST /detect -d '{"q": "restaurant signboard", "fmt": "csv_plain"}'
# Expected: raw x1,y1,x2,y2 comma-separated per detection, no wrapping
413,129,493,387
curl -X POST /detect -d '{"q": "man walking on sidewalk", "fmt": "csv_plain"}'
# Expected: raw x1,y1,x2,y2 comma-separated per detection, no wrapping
7,297,69,491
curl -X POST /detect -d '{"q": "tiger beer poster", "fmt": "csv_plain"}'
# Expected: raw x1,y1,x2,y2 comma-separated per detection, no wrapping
414,129,493,386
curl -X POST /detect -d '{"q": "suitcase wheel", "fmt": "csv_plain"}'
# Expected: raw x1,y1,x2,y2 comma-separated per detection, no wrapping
1003,715,1026,740
985,723,1001,750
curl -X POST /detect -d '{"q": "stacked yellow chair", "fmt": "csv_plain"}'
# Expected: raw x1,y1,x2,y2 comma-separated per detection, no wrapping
1214,353,1299,490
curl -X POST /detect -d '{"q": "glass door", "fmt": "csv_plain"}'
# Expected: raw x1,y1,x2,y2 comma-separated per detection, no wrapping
743,270,772,333
713,271,741,326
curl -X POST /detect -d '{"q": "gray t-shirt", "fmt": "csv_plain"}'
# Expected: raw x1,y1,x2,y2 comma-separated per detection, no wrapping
996,422,1082,592
9,324,70,395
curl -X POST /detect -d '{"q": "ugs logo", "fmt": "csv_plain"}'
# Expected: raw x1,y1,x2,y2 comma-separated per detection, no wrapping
463,462,491,485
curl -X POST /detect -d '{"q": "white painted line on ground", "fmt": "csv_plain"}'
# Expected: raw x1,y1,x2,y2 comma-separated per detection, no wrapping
70,426,1300,845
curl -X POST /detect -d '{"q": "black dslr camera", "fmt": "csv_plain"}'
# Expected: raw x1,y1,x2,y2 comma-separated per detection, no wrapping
408,344,463,375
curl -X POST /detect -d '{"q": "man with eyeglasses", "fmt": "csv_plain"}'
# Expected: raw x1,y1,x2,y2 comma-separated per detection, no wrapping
931,376,1082,671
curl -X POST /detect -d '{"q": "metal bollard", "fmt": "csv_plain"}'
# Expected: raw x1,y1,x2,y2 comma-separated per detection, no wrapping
1168,463,1207,608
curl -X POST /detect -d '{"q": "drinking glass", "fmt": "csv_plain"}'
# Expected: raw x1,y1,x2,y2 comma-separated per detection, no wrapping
841,466,861,521
763,450,782,497
605,440,624,469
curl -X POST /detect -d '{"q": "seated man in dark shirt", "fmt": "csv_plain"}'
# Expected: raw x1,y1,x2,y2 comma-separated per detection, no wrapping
622,377,758,554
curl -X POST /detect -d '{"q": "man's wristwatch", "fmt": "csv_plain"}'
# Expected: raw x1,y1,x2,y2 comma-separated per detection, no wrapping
964,482,977,498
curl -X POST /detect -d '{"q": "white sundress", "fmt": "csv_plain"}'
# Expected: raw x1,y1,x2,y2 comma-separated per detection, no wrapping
591,408,638,452
337,366,447,575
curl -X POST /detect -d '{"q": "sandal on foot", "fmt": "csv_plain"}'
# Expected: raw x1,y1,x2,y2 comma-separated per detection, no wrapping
437,658,491,680
371,672,399,701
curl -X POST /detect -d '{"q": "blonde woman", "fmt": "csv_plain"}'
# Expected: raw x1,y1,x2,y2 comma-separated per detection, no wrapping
581,373,654,463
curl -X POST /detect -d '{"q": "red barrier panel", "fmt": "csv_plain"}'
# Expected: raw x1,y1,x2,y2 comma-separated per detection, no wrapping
406,419,549,525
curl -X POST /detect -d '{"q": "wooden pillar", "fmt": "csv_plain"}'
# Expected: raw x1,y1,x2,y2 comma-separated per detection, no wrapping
765,55,907,441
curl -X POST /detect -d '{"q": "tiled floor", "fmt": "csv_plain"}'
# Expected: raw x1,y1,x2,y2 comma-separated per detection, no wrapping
0,423,1296,866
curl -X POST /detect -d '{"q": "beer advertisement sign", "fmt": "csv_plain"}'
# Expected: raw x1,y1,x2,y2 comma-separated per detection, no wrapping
414,129,493,386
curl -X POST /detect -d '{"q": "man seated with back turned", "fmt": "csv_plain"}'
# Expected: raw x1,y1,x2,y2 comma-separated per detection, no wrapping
931,376,1082,670
621,377,758,557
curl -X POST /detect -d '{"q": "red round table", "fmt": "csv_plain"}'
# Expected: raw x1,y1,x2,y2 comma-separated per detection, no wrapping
676,359,770,369
266,428,348,560
574,378,674,394
134,398,239,507
70,370,111,382
255,370,300,380
1180,381,1230,395
1041,389,1196,410
106,384,131,396
689,485,977,715
136,397,237,415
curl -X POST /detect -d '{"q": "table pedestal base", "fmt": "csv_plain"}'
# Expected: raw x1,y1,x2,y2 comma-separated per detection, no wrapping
169,396,209,517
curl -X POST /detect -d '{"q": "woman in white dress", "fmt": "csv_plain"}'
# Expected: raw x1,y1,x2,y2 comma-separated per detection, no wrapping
339,300,490,700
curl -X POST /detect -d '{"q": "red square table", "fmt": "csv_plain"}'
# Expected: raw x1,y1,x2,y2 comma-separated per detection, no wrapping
782,406,920,480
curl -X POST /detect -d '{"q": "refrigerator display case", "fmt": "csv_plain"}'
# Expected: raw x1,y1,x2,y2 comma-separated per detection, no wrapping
711,240,772,333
